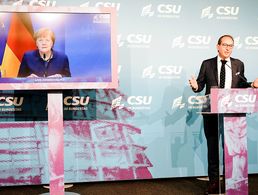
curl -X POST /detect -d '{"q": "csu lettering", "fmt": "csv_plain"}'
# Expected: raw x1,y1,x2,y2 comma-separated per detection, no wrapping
216,6,239,15
95,2,120,11
127,34,152,44
64,96,90,106
188,36,211,45
157,4,181,14
245,36,258,45
29,0,56,6
158,66,182,75
0,97,24,106
188,96,207,105
127,96,152,105
235,95,256,103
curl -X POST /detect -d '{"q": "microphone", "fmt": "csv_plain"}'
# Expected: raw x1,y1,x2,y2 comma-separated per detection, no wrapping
43,54,48,77
235,72,247,82
225,63,251,87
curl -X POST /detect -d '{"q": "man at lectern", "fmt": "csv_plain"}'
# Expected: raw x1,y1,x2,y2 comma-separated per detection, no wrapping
18,27,71,78
188,34,258,194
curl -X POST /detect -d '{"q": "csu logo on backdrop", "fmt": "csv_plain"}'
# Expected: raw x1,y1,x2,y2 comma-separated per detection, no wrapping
141,4,155,17
158,65,182,79
187,35,211,48
127,96,152,105
63,96,90,111
171,36,185,48
141,4,182,18
233,36,242,49
172,96,185,109
13,0,57,6
244,36,258,50
111,96,152,110
142,65,182,79
142,66,156,79
127,96,152,110
0,96,24,112
201,6,239,20
64,96,90,106
188,95,208,109
201,6,213,19
111,96,124,110
118,34,152,48
117,34,125,47
127,34,152,44
0,97,24,106
172,36,211,49
80,1,121,11
188,96,208,105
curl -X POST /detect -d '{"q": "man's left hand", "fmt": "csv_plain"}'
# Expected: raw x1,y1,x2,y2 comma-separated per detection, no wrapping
252,78,258,88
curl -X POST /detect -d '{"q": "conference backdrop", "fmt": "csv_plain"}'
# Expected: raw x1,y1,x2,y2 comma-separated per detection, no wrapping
0,0,258,186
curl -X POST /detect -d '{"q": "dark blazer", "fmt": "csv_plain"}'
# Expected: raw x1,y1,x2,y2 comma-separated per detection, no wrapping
18,49,71,78
195,56,250,95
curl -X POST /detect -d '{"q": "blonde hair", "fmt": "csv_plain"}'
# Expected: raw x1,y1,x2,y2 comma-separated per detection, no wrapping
34,28,55,44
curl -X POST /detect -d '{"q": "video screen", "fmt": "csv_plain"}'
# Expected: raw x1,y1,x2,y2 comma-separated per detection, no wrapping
0,6,117,89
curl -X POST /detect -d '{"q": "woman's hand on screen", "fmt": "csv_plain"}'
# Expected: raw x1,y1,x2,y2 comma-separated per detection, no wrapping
48,74,62,78
27,73,39,78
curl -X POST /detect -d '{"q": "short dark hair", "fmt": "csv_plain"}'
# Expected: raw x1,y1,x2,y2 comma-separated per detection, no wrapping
217,35,234,45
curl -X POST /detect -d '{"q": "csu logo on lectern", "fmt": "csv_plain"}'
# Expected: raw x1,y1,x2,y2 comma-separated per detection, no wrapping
235,95,256,103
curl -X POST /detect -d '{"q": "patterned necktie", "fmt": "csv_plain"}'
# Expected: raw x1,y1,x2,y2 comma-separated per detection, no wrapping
220,60,227,88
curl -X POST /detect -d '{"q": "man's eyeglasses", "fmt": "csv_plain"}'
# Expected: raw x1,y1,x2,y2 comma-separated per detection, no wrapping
221,43,234,48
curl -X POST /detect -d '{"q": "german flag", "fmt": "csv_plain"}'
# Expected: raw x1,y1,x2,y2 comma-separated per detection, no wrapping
0,16,8,77
0,13,36,77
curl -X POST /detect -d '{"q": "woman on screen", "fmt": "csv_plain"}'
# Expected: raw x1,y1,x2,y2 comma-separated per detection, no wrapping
18,28,71,78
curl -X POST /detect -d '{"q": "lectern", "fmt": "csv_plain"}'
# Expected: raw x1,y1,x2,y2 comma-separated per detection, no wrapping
210,88,258,195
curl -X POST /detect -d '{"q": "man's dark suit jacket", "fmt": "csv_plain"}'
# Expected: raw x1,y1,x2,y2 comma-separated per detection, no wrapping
18,49,71,78
194,56,250,95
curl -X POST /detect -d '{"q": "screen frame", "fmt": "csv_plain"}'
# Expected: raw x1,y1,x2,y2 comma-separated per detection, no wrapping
0,5,118,90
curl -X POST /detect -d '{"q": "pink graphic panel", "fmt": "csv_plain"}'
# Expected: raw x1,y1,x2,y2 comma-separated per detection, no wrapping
210,89,256,195
224,116,248,195
211,88,258,113
48,93,64,195
63,120,153,181
0,120,153,185
0,88,153,187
